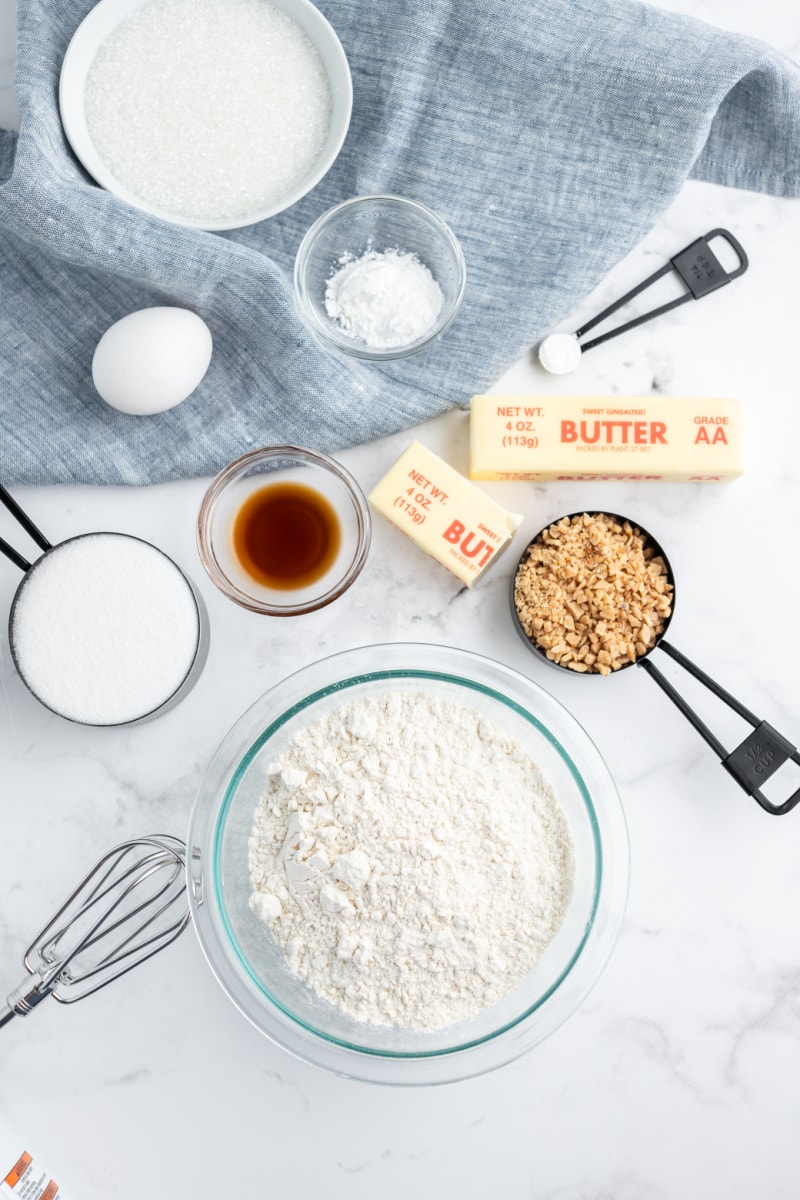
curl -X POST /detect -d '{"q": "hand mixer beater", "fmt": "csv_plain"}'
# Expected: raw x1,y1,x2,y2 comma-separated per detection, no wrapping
1,835,189,1028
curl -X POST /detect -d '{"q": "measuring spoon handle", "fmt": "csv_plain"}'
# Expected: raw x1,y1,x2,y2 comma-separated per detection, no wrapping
639,639,800,816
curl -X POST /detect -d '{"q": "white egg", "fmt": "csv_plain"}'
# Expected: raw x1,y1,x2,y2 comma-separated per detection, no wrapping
92,307,213,415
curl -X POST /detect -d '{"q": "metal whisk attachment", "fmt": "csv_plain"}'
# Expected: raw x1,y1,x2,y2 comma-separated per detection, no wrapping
1,835,189,1028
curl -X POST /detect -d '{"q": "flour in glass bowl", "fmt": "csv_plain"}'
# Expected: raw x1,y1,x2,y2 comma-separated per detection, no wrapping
83,0,332,222
248,691,575,1031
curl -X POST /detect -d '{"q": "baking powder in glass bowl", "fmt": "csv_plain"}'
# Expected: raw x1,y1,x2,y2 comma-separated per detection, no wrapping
83,0,332,224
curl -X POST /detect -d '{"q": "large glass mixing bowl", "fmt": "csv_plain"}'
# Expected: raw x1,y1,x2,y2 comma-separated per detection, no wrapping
187,643,629,1084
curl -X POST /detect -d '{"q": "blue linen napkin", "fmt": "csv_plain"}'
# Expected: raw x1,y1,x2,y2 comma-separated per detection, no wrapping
1,0,799,485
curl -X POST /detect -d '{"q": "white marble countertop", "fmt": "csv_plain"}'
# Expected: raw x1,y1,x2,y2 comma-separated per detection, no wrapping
2,0,800,1197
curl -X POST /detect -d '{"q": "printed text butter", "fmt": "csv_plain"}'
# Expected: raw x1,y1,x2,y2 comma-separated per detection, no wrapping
369,441,522,586
469,396,743,481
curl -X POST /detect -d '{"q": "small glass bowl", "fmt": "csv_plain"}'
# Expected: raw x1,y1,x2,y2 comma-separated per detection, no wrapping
196,446,371,616
294,194,467,360
187,643,630,1085
510,511,677,675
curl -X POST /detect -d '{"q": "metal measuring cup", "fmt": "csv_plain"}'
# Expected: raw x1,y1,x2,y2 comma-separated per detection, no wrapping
510,511,800,816
0,483,209,726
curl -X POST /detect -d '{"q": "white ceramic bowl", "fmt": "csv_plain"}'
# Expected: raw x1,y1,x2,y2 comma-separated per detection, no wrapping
187,643,629,1084
59,0,352,230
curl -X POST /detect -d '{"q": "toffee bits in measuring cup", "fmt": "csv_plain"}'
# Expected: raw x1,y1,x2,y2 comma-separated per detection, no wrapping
513,513,673,674
197,446,371,616
232,482,342,590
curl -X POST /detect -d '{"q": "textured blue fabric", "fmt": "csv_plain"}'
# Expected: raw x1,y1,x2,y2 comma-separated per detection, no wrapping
1,0,799,485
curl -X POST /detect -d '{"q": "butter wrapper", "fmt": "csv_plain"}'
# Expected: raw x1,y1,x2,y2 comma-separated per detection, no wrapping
369,441,522,586
470,395,743,482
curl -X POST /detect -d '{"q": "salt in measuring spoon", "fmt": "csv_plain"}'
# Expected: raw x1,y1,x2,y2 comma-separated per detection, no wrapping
537,229,749,374
0,484,208,726
511,511,800,816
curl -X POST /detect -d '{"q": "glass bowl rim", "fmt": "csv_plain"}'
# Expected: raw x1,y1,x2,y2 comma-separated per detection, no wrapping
293,194,468,361
187,642,630,1084
196,445,372,616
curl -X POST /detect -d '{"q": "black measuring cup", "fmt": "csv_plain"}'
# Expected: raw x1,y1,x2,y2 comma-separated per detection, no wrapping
510,512,800,816
0,484,209,726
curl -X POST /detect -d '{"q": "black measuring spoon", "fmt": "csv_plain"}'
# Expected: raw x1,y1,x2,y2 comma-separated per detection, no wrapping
0,483,209,726
537,229,749,374
510,511,800,816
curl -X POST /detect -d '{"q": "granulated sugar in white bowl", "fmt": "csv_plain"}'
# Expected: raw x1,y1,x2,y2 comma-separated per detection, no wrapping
9,533,201,725
60,0,352,229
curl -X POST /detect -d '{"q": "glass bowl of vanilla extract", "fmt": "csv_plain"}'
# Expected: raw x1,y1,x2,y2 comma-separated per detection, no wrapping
197,446,372,615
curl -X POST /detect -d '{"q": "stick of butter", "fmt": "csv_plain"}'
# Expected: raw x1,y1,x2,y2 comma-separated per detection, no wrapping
368,441,522,586
470,395,743,482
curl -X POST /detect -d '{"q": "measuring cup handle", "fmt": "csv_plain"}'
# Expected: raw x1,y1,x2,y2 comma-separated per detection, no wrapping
0,535,31,572
0,484,52,571
639,640,800,816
